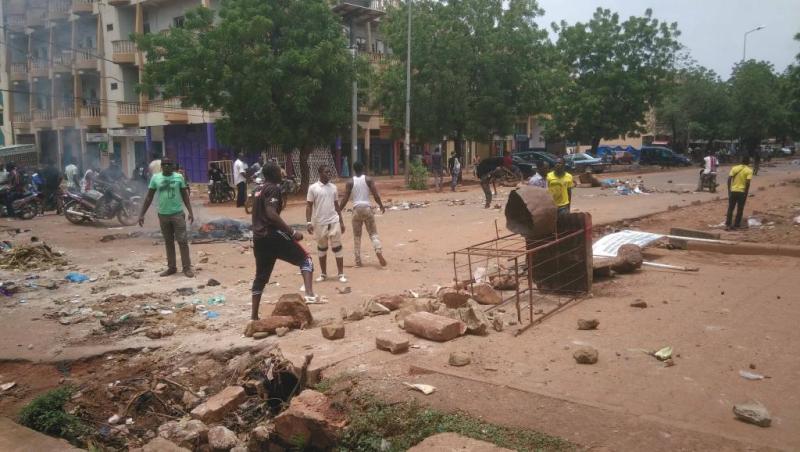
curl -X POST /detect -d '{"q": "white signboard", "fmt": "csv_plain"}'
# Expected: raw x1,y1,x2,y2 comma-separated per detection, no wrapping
108,128,146,137
86,132,108,143
592,230,665,257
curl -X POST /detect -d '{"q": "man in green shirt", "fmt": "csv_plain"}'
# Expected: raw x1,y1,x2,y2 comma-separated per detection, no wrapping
138,157,195,277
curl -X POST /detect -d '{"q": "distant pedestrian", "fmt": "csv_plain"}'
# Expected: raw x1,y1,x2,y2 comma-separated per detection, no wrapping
725,155,753,230
448,152,462,192
431,147,444,192
527,161,549,188
476,157,505,209
250,163,317,318
547,158,574,215
138,157,195,278
340,161,387,268
306,165,347,283
64,160,79,192
234,152,248,207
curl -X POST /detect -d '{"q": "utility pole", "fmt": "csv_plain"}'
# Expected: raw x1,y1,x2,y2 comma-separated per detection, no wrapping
351,47,358,169
742,25,765,62
403,0,411,183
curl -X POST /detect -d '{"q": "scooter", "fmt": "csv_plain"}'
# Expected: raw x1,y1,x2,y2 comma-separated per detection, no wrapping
208,180,235,204
62,181,141,226
698,170,718,193
0,186,42,220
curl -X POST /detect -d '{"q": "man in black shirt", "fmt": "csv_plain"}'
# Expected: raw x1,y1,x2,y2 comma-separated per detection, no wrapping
250,163,317,320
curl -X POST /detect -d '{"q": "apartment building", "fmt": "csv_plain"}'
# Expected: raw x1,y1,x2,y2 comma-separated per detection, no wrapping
0,0,224,181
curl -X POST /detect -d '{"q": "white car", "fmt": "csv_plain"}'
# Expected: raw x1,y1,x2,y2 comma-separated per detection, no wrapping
780,147,794,156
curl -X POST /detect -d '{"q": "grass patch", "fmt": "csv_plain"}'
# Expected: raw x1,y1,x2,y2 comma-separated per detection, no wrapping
17,386,89,444
337,393,575,451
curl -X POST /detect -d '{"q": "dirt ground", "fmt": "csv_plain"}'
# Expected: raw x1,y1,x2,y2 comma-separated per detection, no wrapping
0,160,798,450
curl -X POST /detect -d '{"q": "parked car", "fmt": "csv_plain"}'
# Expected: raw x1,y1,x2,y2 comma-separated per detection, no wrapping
639,146,691,167
564,152,609,173
512,151,575,173
779,147,795,156
612,150,635,164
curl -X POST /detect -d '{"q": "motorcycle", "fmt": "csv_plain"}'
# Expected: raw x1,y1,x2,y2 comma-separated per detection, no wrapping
62,181,141,226
208,180,235,204
0,186,42,220
697,170,718,193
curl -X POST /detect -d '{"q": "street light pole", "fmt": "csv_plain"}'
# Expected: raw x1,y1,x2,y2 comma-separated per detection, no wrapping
742,25,765,62
403,0,411,183
351,47,358,170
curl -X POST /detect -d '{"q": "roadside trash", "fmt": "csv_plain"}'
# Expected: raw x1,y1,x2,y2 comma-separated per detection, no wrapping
0,241,11,251
158,309,174,315
794,215,800,225
652,346,673,361
747,217,762,228
0,382,16,391
65,272,90,283
176,287,196,296
336,286,352,294
206,311,220,320
0,281,18,296
472,267,487,283
404,383,436,395
739,370,766,380
207,295,225,306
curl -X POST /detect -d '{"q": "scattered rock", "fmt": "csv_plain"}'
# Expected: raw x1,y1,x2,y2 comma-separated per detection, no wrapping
244,316,296,337
275,327,289,337
733,402,771,427
206,278,220,287
437,287,470,309
363,299,392,316
436,299,490,336
408,432,514,452
321,324,345,340
208,425,238,450
273,390,347,449
271,293,313,328
248,423,274,451
448,352,471,367
252,332,270,340
630,300,648,308
404,312,467,342
181,391,200,409
577,318,599,330
342,309,365,321
371,294,406,311
376,335,410,354
146,323,176,339
490,274,518,290
470,283,503,305
108,414,121,425
190,386,246,423
492,317,504,332
158,419,208,449
176,287,196,296
141,437,191,452
573,346,599,364
611,244,643,274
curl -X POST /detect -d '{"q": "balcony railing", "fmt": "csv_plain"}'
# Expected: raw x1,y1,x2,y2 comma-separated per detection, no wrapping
80,105,102,118
33,110,53,121
54,106,75,118
48,0,71,19
117,102,140,115
75,48,98,69
13,112,32,124
112,40,136,54
71,0,94,13
26,8,47,27
30,59,50,77
336,0,390,11
10,62,28,75
6,14,26,29
52,50,73,67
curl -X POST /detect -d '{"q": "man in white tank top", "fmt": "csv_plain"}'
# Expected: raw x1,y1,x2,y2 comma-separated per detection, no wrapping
340,161,387,267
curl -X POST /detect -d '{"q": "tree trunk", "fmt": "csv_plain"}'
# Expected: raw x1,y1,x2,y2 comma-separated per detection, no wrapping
590,137,600,155
299,147,311,194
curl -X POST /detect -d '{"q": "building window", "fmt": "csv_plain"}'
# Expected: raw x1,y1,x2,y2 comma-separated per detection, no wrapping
173,16,185,28
106,23,113,31
355,37,366,52
110,82,118,90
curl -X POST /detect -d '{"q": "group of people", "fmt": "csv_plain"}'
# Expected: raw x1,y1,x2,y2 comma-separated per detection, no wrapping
0,161,63,216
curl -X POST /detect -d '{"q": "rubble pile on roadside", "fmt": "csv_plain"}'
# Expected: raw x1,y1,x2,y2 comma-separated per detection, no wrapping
0,242,67,271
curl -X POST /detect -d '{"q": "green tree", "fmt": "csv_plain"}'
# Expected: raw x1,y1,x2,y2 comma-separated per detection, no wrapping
776,32,800,145
375,0,553,151
656,66,731,153
135,0,355,191
728,60,781,155
547,8,681,152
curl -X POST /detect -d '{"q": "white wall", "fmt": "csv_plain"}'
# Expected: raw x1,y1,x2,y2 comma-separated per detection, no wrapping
144,0,202,33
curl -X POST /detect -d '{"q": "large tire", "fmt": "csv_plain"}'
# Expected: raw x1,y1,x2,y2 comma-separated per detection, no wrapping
117,199,139,226
225,187,235,202
63,200,87,224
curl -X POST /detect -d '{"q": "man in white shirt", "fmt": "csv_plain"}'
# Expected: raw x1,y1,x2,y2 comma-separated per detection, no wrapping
527,161,549,188
148,153,162,178
697,151,719,192
340,161,387,268
306,165,347,283
233,152,248,207
64,160,79,192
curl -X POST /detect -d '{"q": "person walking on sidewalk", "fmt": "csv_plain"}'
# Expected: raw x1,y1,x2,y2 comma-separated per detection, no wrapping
306,165,348,283
138,157,195,277
234,152,248,207
340,161,387,268
725,155,753,230
250,163,317,319
547,158,574,215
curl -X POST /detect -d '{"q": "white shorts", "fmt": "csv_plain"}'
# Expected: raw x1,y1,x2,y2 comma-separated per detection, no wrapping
314,222,343,257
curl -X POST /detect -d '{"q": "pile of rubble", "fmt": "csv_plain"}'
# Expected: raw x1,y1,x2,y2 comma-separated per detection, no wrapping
0,242,67,271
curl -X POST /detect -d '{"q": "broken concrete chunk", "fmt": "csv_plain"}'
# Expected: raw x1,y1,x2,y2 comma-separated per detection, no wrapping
490,274,518,290
206,278,221,286
273,390,347,450
157,419,208,449
577,318,599,330
404,312,466,342
321,324,345,340
252,331,270,340
363,299,392,316
190,385,246,423
437,287,470,309
470,283,503,305
629,300,648,308
448,352,471,367
146,323,176,339
208,425,239,450
492,317,504,332
371,294,407,311
611,244,643,274
436,300,490,336
141,437,191,452
271,293,313,328
733,402,771,427
375,335,410,354
275,327,289,337
573,346,599,364
244,316,296,337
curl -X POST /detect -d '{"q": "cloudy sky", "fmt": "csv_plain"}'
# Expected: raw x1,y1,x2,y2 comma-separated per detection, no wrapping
538,0,800,78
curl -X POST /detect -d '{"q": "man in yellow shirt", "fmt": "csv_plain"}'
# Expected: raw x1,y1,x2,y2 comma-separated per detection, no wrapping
725,155,753,230
547,158,574,214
